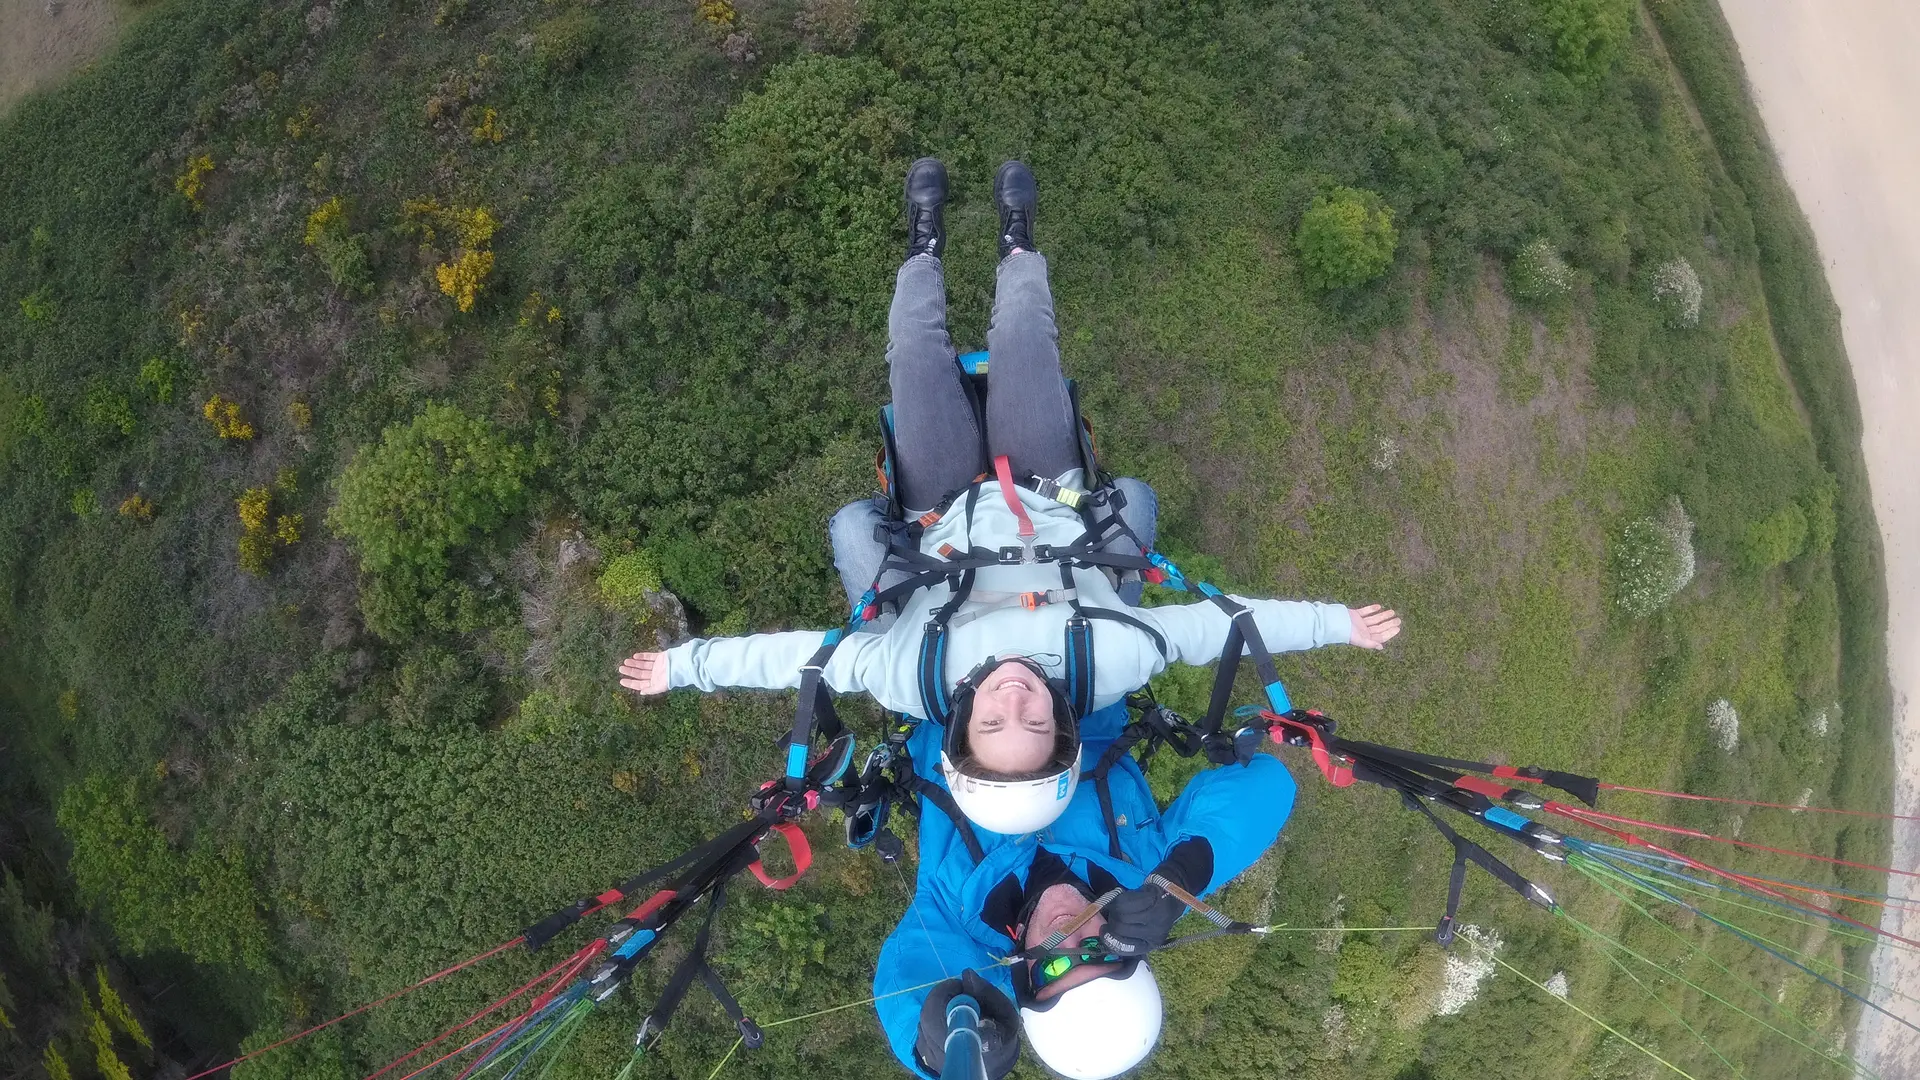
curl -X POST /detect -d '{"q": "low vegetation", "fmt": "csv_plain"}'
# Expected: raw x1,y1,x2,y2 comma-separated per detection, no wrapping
0,0,1886,1077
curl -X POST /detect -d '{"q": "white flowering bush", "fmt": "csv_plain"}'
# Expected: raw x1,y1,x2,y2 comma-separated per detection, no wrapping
1610,496,1696,617
1435,925,1502,1015
1370,435,1400,472
1810,702,1838,737
1707,698,1739,753
1651,256,1703,328
1510,238,1574,303
1544,970,1570,998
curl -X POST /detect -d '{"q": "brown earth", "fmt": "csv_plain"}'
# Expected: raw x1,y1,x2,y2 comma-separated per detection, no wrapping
0,0,122,115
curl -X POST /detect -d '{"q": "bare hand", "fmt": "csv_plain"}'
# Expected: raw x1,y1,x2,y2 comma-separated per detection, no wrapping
618,652,670,695
1348,604,1402,650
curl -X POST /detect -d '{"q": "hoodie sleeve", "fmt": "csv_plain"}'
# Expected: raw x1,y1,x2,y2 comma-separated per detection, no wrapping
1143,597,1351,667
1152,754,1297,894
874,891,1011,1079
663,629,882,694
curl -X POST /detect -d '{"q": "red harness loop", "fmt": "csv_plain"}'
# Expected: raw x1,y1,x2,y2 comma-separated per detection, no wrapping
993,455,1037,539
749,822,812,891
1262,710,1355,787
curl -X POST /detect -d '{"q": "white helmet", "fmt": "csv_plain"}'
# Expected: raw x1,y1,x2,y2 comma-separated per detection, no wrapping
940,657,1080,835
1019,962,1163,1079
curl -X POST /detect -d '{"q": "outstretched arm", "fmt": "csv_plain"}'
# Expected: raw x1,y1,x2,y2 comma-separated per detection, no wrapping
618,631,879,695
1143,596,1401,666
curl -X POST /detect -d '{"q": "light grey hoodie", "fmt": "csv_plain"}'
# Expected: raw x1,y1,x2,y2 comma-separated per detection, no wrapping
665,477,1352,713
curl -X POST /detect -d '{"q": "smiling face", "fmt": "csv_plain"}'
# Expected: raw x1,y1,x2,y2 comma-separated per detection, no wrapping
965,661,1059,775
1019,883,1120,1001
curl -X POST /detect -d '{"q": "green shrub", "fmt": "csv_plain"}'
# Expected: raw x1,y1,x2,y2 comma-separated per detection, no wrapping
1534,0,1632,82
1295,187,1397,291
1741,504,1809,570
387,645,492,727
136,357,175,403
1803,470,1839,556
597,550,663,617
55,774,271,971
328,403,532,638
83,385,135,437
533,8,603,73
302,197,372,295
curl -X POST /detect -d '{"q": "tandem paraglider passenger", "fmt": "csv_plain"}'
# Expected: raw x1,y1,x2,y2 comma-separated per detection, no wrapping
616,157,1401,833
619,158,1402,1076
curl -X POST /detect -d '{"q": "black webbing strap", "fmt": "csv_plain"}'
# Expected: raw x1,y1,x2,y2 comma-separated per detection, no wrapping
1335,739,1599,807
637,876,763,1046
908,775,986,863
522,818,763,950
1197,594,1287,742
1064,609,1095,719
782,636,847,793
1402,794,1551,947
1086,731,1146,860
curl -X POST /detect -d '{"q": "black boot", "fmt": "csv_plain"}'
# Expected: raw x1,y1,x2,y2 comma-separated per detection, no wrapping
994,160,1037,259
905,157,948,260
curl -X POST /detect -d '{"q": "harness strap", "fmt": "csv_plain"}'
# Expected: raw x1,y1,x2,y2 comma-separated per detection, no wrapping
942,588,1079,631
993,455,1037,540
909,774,987,863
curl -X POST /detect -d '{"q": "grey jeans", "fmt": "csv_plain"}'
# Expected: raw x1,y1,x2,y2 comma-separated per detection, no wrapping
830,251,1159,619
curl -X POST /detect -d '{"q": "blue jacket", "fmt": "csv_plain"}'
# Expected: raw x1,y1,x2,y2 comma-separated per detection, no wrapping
871,700,1298,1077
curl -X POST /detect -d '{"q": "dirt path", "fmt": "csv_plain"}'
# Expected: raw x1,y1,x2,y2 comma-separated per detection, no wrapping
1715,0,1920,1074
0,0,121,115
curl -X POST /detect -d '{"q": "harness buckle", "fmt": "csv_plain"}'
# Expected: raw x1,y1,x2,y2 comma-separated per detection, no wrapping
1019,591,1043,610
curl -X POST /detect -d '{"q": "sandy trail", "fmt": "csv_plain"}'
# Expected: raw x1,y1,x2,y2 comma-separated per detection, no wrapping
1715,0,1920,1074
0,0,120,115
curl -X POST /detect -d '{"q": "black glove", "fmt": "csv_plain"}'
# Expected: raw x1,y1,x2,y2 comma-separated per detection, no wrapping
915,969,1020,1079
1100,839,1214,957
1098,884,1187,957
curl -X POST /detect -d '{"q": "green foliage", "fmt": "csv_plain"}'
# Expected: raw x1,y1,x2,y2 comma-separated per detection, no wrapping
328,403,532,639
1296,187,1398,291
302,197,372,296
1802,469,1839,557
386,644,493,727
597,551,663,616
18,292,56,324
699,55,918,328
136,356,175,404
54,774,271,971
94,969,151,1050
83,384,136,437
1533,0,1633,82
43,1043,73,1080
231,1020,350,1080
1741,504,1808,570
533,8,603,73
736,901,828,993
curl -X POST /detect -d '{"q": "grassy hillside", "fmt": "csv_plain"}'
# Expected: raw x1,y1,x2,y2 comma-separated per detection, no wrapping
0,0,1886,1077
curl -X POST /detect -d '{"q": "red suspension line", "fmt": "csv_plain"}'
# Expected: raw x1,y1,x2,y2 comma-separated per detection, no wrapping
364,945,596,1080
1543,803,1920,951
1552,803,1920,880
447,947,601,1080
1599,782,1920,821
181,936,527,1080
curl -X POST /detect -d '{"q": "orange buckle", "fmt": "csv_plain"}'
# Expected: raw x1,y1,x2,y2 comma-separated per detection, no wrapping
937,543,959,559
1020,592,1043,610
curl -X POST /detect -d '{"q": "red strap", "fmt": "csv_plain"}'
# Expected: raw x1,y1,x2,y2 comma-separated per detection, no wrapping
749,822,812,891
993,455,1037,539
1264,712,1354,788
624,888,675,923
1451,775,1512,800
